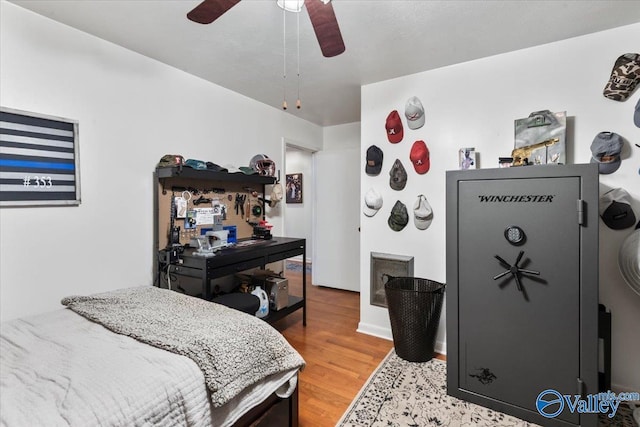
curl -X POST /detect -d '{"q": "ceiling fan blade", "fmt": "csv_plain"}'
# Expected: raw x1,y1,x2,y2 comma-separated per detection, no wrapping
187,0,241,24
304,0,345,58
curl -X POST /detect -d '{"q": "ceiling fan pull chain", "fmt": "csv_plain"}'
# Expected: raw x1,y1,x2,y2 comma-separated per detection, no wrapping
282,5,288,110
296,9,301,109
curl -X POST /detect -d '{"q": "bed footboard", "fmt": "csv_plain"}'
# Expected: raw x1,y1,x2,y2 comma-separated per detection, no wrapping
235,380,299,427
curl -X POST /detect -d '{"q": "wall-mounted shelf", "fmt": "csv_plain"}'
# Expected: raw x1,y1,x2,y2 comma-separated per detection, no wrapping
156,166,276,185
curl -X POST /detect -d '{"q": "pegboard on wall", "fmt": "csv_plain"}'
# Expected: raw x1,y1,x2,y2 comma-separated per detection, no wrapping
154,167,275,250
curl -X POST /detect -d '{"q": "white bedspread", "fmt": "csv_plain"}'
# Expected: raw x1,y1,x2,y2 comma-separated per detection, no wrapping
0,308,298,427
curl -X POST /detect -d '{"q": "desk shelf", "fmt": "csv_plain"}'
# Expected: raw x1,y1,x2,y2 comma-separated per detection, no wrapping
263,296,304,324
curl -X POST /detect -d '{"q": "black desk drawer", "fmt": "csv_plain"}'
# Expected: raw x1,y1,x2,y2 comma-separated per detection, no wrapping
209,257,265,277
267,248,303,263
169,264,202,278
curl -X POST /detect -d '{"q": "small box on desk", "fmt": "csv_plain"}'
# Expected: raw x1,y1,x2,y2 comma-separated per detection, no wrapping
223,225,237,243
265,277,289,311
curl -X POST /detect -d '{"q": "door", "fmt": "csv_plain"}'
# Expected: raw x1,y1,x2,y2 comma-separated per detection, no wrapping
457,176,580,424
313,148,360,291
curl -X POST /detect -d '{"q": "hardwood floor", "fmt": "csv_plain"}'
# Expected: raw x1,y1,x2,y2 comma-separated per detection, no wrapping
271,268,444,427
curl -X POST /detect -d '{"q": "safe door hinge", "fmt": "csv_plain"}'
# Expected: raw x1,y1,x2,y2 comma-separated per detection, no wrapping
577,377,585,398
577,199,585,226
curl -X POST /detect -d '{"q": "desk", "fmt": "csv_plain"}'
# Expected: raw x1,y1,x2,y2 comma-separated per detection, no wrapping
168,237,306,326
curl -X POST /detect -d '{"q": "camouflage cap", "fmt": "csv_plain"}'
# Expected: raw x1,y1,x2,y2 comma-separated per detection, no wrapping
389,159,408,191
157,154,184,168
388,200,409,231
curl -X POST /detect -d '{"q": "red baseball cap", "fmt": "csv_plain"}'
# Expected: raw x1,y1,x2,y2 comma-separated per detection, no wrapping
410,140,430,174
385,110,403,143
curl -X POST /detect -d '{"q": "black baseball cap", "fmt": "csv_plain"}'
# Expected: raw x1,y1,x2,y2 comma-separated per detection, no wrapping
366,145,383,175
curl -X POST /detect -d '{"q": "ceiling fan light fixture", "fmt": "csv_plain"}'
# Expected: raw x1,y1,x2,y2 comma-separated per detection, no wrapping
276,0,304,13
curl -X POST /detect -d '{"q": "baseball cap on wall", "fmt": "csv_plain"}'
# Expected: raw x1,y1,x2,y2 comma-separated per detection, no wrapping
603,53,640,101
635,98,640,128
409,140,430,174
363,187,383,217
413,195,433,230
385,110,404,143
590,132,623,174
388,200,409,231
404,97,425,130
365,145,384,175
389,159,408,191
599,188,637,230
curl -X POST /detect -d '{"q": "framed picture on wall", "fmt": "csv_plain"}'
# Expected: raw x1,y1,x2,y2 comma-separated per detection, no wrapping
370,252,414,308
286,173,303,204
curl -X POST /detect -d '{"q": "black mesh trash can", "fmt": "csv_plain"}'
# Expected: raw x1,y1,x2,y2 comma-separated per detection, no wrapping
385,277,445,362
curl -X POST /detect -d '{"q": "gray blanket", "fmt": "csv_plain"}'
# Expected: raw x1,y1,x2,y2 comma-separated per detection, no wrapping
61,286,305,407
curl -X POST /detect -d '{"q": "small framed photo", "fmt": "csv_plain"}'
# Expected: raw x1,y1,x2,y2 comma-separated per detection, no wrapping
370,252,414,308
459,147,476,170
286,173,303,204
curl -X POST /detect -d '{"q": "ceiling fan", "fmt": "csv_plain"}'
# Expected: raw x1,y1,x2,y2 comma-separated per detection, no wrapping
187,0,346,58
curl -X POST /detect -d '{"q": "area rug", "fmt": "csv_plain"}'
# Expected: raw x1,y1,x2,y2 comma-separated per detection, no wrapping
336,349,637,427
285,260,312,274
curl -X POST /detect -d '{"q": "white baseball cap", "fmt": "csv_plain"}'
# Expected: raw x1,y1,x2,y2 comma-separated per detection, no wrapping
270,183,283,206
363,187,383,217
413,194,433,230
405,96,425,130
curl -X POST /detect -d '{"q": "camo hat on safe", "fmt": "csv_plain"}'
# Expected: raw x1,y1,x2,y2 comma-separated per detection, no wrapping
157,154,185,168
590,132,623,174
599,188,637,230
388,200,409,231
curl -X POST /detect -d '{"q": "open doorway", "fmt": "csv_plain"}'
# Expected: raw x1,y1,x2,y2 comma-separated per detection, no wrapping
283,143,315,266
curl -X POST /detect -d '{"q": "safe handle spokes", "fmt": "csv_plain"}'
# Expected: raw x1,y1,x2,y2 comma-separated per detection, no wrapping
493,251,540,292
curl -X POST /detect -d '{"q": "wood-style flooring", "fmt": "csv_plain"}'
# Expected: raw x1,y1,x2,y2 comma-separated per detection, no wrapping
271,267,445,427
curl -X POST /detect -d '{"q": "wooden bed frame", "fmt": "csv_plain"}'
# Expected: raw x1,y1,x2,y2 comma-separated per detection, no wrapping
237,382,298,427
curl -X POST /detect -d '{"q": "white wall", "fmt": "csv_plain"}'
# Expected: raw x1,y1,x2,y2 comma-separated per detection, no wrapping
360,23,640,392
0,1,322,321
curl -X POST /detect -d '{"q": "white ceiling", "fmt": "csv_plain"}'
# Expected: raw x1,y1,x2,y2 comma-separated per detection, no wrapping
9,0,640,127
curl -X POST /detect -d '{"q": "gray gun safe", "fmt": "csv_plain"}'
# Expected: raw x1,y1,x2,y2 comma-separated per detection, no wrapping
446,164,599,427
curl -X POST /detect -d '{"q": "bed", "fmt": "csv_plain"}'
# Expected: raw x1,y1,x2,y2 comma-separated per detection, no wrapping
0,286,305,427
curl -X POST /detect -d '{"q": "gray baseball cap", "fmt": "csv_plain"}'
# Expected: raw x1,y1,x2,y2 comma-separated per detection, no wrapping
413,194,433,230
590,132,623,174
388,200,409,231
389,159,407,191
635,98,640,128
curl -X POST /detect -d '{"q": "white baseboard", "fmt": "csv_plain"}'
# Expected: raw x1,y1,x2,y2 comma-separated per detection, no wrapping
357,322,448,358
356,322,393,341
